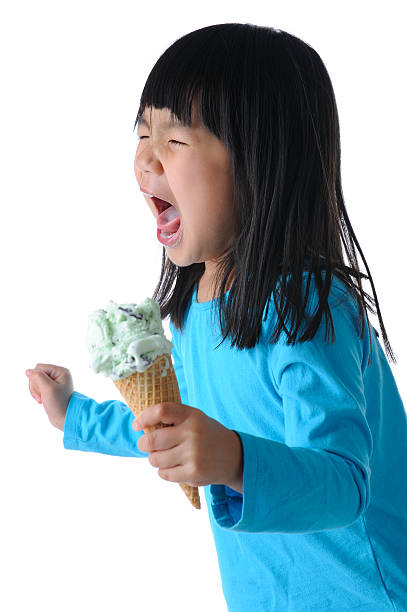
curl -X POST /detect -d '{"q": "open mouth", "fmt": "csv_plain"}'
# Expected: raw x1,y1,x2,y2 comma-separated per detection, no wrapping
150,196,182,244
152,196,174,216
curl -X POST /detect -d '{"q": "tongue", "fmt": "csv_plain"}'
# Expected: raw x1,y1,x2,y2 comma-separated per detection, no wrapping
157,202,181,233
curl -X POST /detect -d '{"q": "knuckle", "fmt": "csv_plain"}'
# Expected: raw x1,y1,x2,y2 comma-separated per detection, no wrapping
190,422,201,438
138,435,145,451
141,431,154,452
146,431,155,449
156,403,167,418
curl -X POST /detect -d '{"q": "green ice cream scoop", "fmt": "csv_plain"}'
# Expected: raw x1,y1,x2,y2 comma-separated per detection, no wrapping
87,298,173,380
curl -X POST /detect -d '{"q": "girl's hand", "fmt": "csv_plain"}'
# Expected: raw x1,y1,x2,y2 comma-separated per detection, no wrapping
133,402,243,492
26,364,74,431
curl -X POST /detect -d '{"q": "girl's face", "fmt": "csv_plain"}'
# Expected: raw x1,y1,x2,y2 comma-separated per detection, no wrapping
134,103,236,273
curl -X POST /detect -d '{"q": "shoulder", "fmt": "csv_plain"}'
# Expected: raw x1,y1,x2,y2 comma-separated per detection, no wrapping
263,271,367,378
309,272,361,327
261,271,361,333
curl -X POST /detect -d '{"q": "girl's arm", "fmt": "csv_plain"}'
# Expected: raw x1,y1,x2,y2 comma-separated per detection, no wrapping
209,288,375,533
63,392,148,458
63,337,189,459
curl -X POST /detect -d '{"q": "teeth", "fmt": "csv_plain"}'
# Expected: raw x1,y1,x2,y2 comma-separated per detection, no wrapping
144,193,154,198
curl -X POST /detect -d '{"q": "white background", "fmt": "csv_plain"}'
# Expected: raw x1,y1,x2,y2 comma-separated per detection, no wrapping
1,1,406,611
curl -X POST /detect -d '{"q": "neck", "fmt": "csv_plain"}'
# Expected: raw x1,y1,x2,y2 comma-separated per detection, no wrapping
198,265,234,302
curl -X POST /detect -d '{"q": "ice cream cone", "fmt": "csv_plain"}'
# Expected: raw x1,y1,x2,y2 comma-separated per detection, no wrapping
114,354,201,509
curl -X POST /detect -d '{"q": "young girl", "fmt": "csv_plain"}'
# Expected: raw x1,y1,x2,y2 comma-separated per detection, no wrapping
26,23,407,611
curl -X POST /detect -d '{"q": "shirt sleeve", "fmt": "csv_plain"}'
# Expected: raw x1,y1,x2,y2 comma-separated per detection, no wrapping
63,391,148,458
209,286,373,533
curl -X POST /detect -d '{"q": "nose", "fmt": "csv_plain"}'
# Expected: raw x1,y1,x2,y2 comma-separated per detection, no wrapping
134,151,147,186
134,143,164,185
134,150,160,218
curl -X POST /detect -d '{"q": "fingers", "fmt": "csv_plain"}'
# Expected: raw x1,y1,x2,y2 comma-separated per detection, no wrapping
32,363,67,382
157,465,199,487
148,446,182,471
26,368,55,402
26,368,54,384
134,402,188,431
137,424,180,454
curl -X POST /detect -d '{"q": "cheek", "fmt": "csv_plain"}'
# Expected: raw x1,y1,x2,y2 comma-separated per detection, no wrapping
134,148,143,181
210,195,237,243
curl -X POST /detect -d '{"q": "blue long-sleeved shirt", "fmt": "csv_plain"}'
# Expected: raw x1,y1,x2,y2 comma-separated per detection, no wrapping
64,276,407,611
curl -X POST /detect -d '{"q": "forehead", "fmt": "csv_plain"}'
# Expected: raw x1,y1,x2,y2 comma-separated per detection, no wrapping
137,103,202,131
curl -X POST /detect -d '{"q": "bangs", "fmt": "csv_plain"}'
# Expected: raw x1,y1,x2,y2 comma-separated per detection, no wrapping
133,24,243,140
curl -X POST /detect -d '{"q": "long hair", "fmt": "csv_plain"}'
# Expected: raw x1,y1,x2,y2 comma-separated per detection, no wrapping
134,22,395,364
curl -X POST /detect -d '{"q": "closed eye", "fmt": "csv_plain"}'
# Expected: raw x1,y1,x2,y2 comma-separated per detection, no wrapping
169,139,185,146
138,136,185,146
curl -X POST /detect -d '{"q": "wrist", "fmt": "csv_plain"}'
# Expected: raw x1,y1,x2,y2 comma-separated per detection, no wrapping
52,413,66,431
53,391,72,431
226,430,243,494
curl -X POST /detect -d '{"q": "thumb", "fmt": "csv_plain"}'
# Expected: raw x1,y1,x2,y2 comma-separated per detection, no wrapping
26,368,56,389
30,363,66,384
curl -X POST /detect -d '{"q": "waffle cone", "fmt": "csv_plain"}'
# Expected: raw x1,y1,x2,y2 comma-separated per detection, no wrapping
114,354,201,509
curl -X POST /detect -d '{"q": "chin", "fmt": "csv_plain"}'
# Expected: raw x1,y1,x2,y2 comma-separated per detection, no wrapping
165,249,198,268
165,251,188,267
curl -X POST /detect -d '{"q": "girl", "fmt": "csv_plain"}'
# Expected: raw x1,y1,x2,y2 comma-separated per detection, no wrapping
26,23,406,611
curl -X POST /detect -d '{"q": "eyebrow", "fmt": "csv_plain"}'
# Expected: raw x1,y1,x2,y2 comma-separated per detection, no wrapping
136,114,189,130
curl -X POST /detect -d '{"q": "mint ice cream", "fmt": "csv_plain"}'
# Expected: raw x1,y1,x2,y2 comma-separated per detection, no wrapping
87,298,173,380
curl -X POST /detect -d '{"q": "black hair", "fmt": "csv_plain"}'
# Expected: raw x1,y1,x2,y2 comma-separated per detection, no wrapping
134,22,395,364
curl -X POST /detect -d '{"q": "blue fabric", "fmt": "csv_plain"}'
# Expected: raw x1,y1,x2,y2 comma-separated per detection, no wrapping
63,276,407,611
63,392,147,458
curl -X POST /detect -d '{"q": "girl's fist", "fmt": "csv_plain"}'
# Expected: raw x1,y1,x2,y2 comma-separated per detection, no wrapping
26,364,74,431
